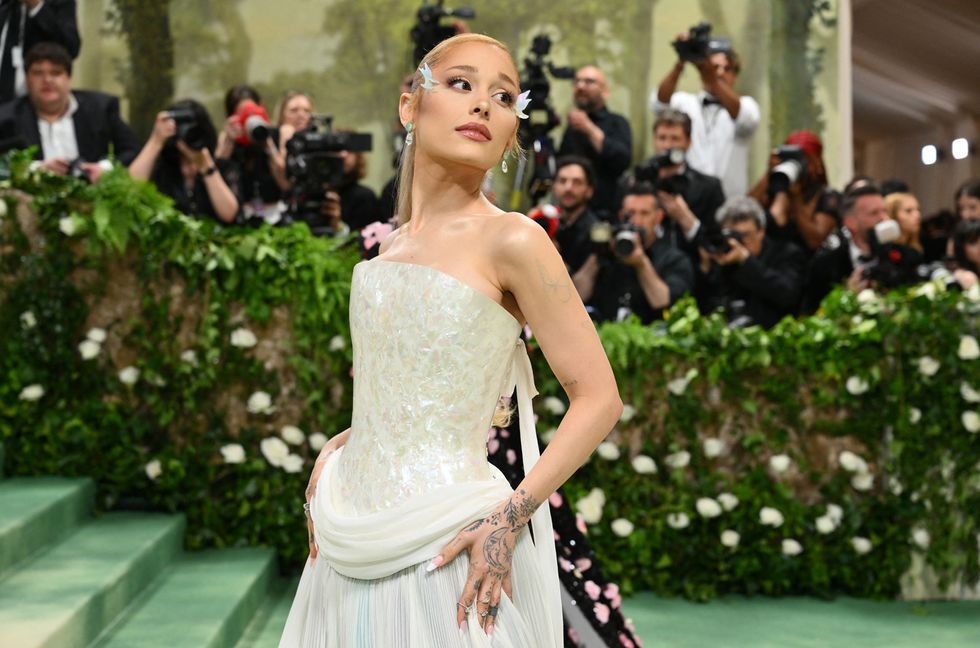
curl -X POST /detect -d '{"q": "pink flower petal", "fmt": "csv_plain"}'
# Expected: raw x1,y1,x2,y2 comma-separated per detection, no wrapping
594,602,610,624
549,492,563,507
575,558,592,572
584,580,602,600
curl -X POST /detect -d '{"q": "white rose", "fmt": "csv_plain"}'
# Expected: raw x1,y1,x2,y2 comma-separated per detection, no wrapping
912,528,930,549
851,537,872,555
230,327,257,348
118,366,140,385
543,396,566,415
826,503,844,524
308,432,327,451
845,376,869,395
962,411,980,433
281,453,304,473
144,459,162,480
695,497,722,518
908,407,922,424
328,335,346,352
889,477,904,496
180,350,198,366
717,492,739,511
58,216,78,236
720,529,740,548
260,436,290,467
838,450,868,474
280,425,306,446
78,339,101,360
958,335,980,360
851,473,874,491
967,283,980,302
596,441,621,461
667,377,690,396
917,356,940,377
631,454,657,474
759,506,784,527
86,327,107,343
913,282,936,300
815,515,837,535
664,451,691,469
18,384,44,401
247,391,273,414
782,538,803,556
666,512,690,529
619,404,636,422
611,518,634,537
961,383,980,403
220,443,246,464
769,454,791,474
576,488,606,524
856,288,877,305
20,311,36,329
702,437,725,458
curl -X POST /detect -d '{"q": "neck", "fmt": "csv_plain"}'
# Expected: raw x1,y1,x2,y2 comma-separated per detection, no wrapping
36,99,71,123
562,203,587,225
407,152,491,234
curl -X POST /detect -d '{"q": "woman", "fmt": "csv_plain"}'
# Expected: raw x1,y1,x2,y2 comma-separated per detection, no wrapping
884,192,923,251
129,99,239,223
956,179,980,220
951,219,980,290
270,91,314,192
279,33,623,647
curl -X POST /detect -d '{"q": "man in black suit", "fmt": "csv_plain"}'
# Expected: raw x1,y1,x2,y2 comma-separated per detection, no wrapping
698,196,805,329
0,0,79,103
0,42,138,182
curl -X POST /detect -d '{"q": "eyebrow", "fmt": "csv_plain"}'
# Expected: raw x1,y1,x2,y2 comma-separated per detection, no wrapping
444,65,519,89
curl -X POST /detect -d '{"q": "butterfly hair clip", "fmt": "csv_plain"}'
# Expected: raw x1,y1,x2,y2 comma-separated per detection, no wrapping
515,91,531,120
418,63,440,91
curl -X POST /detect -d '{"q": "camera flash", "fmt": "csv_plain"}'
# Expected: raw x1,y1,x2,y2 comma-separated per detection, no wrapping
920,145,937,166
952,138,969,160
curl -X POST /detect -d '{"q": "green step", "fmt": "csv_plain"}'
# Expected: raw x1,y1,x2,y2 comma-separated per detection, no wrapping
234,578,299,648
93,547,277,648
0,441,5,478
0,477,95,577
0,512,184,648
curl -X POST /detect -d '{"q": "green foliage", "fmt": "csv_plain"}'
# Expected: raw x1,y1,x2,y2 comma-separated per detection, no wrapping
2,152,978,599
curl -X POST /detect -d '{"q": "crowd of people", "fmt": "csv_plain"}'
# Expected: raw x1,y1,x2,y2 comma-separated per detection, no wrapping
1,12,978,329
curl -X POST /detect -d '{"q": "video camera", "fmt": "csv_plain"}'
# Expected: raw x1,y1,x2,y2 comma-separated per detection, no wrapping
284,116,372,235
166,108,209,151
410,1,475,65
768,144,808,195
862,219,927,288
672,22,732,64
633,148,689,196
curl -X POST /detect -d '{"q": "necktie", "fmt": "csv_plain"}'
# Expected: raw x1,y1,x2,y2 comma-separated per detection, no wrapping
702,95,721,107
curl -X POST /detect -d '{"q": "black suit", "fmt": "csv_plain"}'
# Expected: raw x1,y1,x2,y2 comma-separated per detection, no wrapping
0,89,139,164
0,0,80,102
558,107,632,218
801,227,858,314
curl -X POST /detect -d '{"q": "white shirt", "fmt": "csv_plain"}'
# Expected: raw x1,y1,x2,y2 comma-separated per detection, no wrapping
38,93,79,161
651,89,760,198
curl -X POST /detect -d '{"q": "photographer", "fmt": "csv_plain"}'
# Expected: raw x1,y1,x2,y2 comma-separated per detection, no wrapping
269,91,313,192
551,156,601,274
749,130,834,254
0,0,79,103
956,179,980,220
574,183,694,324
802,184,886,313
128,100,239,224
652,25,759,198
557,65,632,218
951,219,980,290
698,196,805,329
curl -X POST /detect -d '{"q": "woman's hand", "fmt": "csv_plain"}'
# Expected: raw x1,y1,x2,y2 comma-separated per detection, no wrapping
429,488,540,635
304,428,351,559
150,111,177,146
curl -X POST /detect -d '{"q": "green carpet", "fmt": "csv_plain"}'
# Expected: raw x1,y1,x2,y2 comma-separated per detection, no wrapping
621,593,980,648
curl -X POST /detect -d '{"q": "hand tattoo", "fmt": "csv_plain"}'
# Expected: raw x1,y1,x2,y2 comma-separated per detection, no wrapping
483,527,513,572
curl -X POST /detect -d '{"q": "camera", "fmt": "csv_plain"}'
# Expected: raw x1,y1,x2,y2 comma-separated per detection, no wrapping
590,221,645,258
672,22,716,63
528,203,561,239
66,158,90,183
284,116,372,235
233,100,274,146
166,108,208,151
634,149,689,195
768,144,808,195
410,1,476,65
861,219,926,288
700,227,744,256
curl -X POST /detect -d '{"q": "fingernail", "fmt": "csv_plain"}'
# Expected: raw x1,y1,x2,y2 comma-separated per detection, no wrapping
425,555,443,572
487,624,494,636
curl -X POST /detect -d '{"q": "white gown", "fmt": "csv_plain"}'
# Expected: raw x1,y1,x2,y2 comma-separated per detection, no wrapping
279,258,563,648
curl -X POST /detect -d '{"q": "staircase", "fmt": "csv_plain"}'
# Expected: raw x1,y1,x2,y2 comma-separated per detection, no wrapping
0,443,298,648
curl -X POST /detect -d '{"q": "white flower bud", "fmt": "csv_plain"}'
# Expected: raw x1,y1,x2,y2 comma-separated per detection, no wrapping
838,450,868,474
230,327,257,348
59,216,78,236
596,441,620,460
543,396,566,415
144,459,162,480
851,473,874,491
908,407,921,424
717,492,739,511
696,497,722,518
917,356,940,377
912,528,930,549
280,425,306,445
18,384,44,401
260,436,290,467
220,444,245,464
769,454,791,474
20,311,36,329
619,404,636,422
328,335,346,352
78,339,101,360
180,350,198,366
851,537,872,555
631,454,657,474
781,538,803,556
759,506,784,527
826,503,844,524
815,515,836,535
281,454,304,473
961,382,980,403
86,327,107,343
247,391,273,414
576,488,606,524
720,529,740,548
958,335,980,360
666,512,690,529
962,411,980,433
845,376,869,395
308,432,327,451
702,437,725,458
611,518,634,537
664,451,690,469
118,366,140,385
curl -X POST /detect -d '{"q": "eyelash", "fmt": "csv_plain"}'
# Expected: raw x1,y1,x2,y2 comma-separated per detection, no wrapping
447,76,514,105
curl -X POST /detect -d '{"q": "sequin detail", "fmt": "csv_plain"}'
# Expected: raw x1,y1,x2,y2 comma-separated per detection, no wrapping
337,260,522,514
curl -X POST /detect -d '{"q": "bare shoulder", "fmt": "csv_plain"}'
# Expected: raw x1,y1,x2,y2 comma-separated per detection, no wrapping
377,225,402,255
485,212,561,282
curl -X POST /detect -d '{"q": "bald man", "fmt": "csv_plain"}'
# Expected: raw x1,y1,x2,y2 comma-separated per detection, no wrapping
558,65,632,219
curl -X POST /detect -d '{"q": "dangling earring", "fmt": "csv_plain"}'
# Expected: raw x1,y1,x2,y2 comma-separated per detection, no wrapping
404,121,414,146
501,150,510,174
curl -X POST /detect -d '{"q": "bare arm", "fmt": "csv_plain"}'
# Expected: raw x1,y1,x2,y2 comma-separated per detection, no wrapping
129,112,174,181
657,60,685,104
198,149,240,224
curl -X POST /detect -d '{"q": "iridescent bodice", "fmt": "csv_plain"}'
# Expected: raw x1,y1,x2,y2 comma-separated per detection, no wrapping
336,259,523,515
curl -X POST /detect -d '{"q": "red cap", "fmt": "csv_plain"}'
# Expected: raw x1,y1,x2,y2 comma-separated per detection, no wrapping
786,130,823,159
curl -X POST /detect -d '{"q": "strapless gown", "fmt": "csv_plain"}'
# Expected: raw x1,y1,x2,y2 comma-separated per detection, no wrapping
279,259,562,647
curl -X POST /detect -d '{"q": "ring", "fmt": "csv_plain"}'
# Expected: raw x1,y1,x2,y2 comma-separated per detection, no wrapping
481,593,491,603
487,605,498,617
480,611,488,618
303,502,311,513
456,602,472,613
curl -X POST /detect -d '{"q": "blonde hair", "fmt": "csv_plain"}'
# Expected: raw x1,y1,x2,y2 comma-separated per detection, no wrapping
276,91,312,127
884,192,922,251
395,33,523,227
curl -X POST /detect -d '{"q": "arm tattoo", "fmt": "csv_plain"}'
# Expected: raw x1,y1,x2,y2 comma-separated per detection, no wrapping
562,379,578,388
536,259,572,303
503,488,539,530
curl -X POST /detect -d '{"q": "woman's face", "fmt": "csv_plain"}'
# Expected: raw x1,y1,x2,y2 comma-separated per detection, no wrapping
400,42,520,174
895,196,921,235
959,195,980,220
283,95,313,130
964,238,980,267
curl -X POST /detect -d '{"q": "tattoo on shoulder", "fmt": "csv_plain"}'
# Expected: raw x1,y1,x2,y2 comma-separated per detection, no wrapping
536,259,572,303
